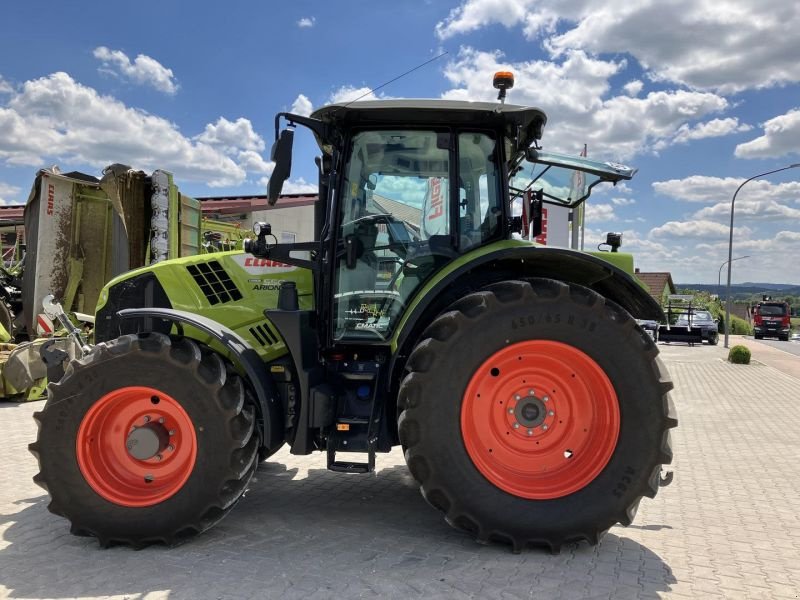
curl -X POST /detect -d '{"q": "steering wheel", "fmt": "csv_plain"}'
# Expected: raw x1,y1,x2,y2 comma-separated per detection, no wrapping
342,212,418,258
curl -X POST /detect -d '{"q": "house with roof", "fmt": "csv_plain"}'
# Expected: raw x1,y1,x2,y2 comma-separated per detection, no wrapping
635,269,676,307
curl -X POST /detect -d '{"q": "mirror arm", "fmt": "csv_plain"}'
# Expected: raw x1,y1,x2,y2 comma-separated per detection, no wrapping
273,112,327,140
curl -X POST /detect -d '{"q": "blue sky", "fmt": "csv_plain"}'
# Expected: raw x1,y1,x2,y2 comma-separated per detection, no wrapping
1,0,799,284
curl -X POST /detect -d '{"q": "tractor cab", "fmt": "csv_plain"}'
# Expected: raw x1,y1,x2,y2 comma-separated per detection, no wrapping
252,100,636,348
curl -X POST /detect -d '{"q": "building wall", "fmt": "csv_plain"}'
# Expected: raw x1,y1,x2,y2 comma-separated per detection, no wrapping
247,204,315,243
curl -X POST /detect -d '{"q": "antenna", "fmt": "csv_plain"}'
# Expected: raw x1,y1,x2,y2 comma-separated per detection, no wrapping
336,51,449,110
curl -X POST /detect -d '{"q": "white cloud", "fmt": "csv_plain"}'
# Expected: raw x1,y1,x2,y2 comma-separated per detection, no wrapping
280,177,317,194
436,0,537,39
584,202,615,222
436,0,800,93
290,94,314,117
328,85,388,104
441,47,730,159
694,199,800,221
0,72,251,186
0,181,20,205
735,108,800,159
0,76,12,95
611,197,635,206
652,175,800,203
297,17,315,28
650,219,751,240
237,150,274,174
93,46,178,95
622,80,643,97
195,117,265,153
671,118,752,144
259,176,316,194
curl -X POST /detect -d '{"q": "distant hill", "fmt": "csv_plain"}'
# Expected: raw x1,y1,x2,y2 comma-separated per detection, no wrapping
739,282,799,290
677,283,800,299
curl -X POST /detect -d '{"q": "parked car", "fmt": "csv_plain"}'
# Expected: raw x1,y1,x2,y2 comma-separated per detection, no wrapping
636,319,660,342
675,310,719,345
753,301,792,341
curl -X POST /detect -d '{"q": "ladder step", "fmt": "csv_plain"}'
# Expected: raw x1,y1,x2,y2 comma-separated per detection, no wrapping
329,460,371,474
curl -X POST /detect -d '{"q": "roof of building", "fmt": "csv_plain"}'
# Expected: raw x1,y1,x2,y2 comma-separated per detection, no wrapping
196,193,317,215
636,271,676,305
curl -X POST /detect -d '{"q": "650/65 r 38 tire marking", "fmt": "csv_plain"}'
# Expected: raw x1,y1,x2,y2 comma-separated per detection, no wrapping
76,386,197,508
461,340,620,500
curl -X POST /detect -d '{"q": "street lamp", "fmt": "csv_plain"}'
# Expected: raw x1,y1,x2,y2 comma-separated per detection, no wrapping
725,163,800,348
718,256,750,336
718,256,750,289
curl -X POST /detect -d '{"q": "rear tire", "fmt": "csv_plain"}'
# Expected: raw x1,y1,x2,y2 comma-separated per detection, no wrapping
398,279,677,551
707,333,719,345
29,333,258,547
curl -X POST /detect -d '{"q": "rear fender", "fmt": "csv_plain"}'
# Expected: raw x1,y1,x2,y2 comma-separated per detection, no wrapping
390,245,663,386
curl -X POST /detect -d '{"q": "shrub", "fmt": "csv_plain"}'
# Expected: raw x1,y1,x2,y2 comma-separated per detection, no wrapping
728,345,751,364
727,315,753,335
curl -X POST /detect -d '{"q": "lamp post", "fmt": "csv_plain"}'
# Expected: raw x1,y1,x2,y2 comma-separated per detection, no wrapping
718,256,750,337
718,256,750,289
725,164,800,348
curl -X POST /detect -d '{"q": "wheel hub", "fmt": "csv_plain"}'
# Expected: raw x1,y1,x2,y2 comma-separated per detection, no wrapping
514,395,547,428
126,422,170,460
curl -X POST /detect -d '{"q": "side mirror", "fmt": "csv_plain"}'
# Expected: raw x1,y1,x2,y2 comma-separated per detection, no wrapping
267,128,294,205
526,147,539,162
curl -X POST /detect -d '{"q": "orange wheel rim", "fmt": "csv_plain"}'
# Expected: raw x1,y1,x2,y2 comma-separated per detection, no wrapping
461,340,620,499
76,386,197,507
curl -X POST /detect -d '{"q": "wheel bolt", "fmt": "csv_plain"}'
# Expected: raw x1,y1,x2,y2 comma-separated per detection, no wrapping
167,444,175,451
158,417,165,424
513,423,520,429
528,389,535,395
143,416,151,423
542,396,549,402
514,394,521,400
169,430,176,436
507,408,514,414
526,429,533,436
548,410,555,416
155,454,163,461
542,424,549,431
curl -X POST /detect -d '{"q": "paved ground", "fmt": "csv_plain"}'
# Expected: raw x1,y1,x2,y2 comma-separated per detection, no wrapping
2,339,800,599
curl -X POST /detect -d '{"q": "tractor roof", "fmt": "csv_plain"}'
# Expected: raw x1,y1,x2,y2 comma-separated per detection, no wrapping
310,100,547,155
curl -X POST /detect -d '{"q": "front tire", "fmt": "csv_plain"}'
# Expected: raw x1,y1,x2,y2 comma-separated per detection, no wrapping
29,333,258,547
398,279,677,551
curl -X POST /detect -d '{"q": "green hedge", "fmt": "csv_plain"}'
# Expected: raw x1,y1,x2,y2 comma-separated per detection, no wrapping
726,315,753,335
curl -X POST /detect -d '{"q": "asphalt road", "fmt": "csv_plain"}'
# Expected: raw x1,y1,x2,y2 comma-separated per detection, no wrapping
742,335,800,356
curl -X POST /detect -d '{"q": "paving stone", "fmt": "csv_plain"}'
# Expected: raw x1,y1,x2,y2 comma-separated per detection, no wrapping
2,343,800,599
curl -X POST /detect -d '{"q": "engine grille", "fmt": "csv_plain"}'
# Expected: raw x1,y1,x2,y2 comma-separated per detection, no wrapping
249,322,279,346
186,261,242,305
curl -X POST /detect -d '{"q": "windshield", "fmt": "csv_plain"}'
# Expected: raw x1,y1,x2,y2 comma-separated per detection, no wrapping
758,304,787,316
333,129,501,341
676,311,713,323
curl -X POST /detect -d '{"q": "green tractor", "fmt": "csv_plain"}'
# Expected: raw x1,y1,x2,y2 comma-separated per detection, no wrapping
31,92,676,551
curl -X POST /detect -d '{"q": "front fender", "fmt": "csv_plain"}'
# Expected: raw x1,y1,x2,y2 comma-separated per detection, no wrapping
117,308,282,452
